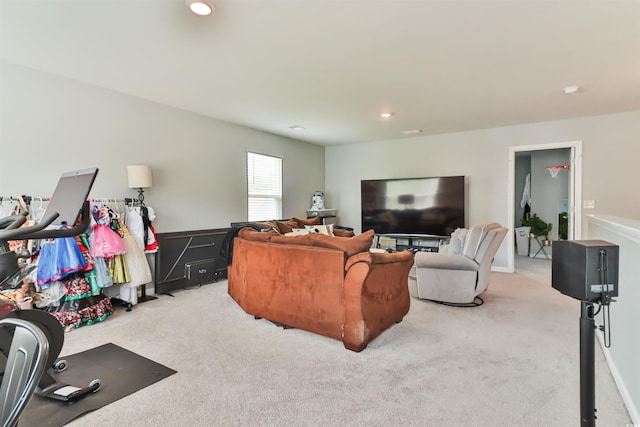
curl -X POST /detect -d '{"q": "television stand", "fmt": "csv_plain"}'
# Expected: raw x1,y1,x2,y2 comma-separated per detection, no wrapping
375,234,446,253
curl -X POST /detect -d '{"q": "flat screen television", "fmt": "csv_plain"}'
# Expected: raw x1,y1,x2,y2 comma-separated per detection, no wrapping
361,176,465,237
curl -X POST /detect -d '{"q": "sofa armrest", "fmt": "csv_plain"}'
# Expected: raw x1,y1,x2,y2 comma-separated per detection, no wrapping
369,250,414,265
345,250,413,271
413,252,479,271
342,249,413,352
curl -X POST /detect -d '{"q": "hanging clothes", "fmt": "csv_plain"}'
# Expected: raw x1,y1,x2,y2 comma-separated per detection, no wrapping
93,256,113,289
125,205,145,247
119,221,152,288
46,274,113,329
36,235,88,286
521,173,531,209
37,230,114,329
90,223,127,259
125,204,158,252
109,255,130,284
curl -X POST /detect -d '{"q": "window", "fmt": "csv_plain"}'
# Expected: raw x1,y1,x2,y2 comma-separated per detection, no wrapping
247,152,282,221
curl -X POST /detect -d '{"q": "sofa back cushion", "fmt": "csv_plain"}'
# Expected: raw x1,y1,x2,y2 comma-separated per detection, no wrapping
271,234,313,246
293,216,323,227
238,228,277,242
311,229,375,257
274,219,299,234
248,220,279,233
332,228,355,238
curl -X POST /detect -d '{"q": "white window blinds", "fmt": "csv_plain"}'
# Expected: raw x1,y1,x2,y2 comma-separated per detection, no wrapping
247,152,283,221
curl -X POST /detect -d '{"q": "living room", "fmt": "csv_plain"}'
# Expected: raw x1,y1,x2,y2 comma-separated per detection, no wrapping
1,1,639,426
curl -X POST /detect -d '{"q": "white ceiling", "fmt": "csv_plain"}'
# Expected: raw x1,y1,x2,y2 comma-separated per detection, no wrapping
1,0,639,146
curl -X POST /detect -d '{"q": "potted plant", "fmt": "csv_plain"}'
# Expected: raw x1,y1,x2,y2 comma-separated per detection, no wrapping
521,213,552,238
558,211,568,240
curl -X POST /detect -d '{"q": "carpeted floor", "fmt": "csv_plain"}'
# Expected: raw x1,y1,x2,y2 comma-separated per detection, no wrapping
54,267,631,426
21,343,176,427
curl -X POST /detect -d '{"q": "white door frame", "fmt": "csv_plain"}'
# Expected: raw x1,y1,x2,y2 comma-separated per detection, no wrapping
506,140,583,273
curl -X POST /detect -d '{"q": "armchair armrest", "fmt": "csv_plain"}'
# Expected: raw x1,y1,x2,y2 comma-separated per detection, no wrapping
413,252,479,271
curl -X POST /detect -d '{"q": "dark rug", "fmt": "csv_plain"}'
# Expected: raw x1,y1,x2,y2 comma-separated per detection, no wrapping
20,343,176,427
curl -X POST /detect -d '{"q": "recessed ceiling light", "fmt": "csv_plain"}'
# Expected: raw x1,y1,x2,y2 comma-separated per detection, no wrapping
563,85,580,95
402,129,423,135
379,112,393,119
185,0,216,16
289,125,305,131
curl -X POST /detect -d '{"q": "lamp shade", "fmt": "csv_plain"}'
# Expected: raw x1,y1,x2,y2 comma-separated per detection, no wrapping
127,165,153,189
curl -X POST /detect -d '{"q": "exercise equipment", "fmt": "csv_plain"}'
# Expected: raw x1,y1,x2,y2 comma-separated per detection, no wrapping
0,169,102,421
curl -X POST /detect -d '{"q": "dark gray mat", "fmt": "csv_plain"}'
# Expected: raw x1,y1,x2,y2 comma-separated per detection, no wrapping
20,343,176,427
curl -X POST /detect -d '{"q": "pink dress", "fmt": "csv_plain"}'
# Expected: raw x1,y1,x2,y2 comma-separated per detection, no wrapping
90,223,127,258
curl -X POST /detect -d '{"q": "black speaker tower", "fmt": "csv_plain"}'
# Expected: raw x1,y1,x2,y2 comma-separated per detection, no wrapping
552,240,619,427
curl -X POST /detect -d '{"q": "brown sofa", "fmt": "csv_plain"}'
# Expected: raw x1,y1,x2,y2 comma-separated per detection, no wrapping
227,228,414,352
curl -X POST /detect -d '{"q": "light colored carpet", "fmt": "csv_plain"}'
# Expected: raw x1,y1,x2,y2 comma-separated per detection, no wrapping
59,269,631,426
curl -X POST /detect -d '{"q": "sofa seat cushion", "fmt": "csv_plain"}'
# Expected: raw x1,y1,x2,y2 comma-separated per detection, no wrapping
311,229,375,257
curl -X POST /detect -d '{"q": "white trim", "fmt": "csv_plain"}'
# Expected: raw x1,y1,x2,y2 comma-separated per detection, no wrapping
586,214,640,245
596,330,640,424
507,140,583,273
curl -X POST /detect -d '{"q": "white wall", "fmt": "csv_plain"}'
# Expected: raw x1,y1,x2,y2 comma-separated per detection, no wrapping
0,62,325,232
325,110,640,269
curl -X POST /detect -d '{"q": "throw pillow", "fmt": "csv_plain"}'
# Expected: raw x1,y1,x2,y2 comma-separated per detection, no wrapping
293,216,322,227
238,228,277,242
253,221,280,233
332,228,355,238
284,228,310,236
274,219,298,234
369,247,387,254
271,234,313,246
310,229,375,257
448,228,468,255
304,224,334,236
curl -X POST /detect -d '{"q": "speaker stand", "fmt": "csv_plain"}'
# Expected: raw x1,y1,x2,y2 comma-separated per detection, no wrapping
580,301,596,426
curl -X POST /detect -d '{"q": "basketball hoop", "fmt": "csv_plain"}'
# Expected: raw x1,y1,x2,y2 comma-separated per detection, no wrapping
546,165,570,178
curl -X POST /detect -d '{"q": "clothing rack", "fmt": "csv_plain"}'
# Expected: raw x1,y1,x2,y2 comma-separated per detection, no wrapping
1,194,155,311
0,196,142,205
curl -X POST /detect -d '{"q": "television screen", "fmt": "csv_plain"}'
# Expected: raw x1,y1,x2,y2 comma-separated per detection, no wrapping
361,176,465,236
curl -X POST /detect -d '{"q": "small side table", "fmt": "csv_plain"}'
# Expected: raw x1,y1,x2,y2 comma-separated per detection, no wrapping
530,235,552,259
307,209,337,225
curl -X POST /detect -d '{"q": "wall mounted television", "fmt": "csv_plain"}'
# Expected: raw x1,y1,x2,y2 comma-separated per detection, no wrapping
361,176,465,237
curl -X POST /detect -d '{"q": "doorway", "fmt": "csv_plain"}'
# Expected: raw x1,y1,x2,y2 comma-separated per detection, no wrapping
506,141,583,273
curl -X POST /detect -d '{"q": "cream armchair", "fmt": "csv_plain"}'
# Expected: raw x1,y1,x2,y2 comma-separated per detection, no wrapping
408,223,508,306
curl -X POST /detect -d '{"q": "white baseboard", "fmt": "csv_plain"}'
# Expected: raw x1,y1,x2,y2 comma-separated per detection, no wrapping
596,331,639,424
491,266,510,273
